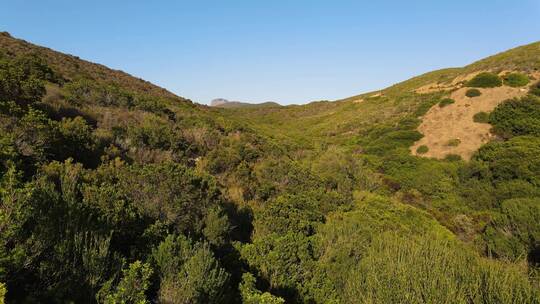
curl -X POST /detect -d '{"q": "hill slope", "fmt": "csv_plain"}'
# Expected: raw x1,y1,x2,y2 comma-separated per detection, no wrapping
0,31,184,101
220,41,540,159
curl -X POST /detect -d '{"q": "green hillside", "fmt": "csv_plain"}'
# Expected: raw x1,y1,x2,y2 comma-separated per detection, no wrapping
1,33,540,304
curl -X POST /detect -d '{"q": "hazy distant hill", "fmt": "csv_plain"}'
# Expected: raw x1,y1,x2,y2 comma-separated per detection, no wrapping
210,98,281,108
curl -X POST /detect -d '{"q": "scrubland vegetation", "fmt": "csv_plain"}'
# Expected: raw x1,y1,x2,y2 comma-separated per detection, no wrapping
1,33,540,303
467,72,503,88
439,97,455,107
466,88,482,97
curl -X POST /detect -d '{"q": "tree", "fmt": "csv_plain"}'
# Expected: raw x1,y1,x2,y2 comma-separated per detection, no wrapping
239,273,285,304
101,261,153,304
152,235,230,304
0,282,5,304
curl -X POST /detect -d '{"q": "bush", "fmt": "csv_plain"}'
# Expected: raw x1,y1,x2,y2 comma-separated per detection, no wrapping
445,154,462,161
473,111,490,123
530,81,540,97
503,73,529,87
101,261,153,304
446,139,461,147
466,88,482,98
240,273,285,304
474,136,540,185
344,233,540,304
0,283,5,304
152,235,230,304
483,197,540,264
438,98,455,108
416,145,429,154
489,96,540,138
466,72,502,88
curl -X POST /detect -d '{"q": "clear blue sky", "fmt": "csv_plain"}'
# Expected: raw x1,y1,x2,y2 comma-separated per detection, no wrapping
2,1,539,105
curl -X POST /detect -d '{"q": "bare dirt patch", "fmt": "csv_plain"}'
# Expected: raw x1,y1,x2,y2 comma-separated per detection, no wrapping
411,86,528,160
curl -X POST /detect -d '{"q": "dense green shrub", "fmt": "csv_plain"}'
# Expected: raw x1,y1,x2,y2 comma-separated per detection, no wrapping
0,54,52,106
240,232,318,302
151,235,230,303
0,283,5,304
438,98,455,107
503,72,529,87
361,130,423,155
446,138,461,146
254,193,325,238
466,88,482,97
316,194,453,298
466,72,502,88
445,154,462,161
344,233,540,304
121,163,224,234
416,145,429,154
64,79,135,107
239,273,285,304
99,261,153,304
490,95,540,138
474,136,540,185
473,111,490,123
531,81,540,96
483,197,540,263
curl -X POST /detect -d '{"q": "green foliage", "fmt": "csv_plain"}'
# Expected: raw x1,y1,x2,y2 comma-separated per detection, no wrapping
121,163,223,234
438,98,455,107
474,136,540,185
490,95,540,138
445,154,462,161
446,138,461,147
101,261,153,304
416,145,429,154
0,54,55,106
466,88,482,97
203,206,231,248
473,111,490,123
239,273,285,304
64,78,135,107
483,197,540,263
254,194,325,238
466,72,503,88
316,194,453,299
361,129,423,155
503,72,530,87
0,283,4,304
531,81,540,97
151,235,230,304
344,233,540,304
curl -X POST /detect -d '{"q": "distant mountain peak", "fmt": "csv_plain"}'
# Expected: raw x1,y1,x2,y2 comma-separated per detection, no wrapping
210,98,230,106
210,98,281,109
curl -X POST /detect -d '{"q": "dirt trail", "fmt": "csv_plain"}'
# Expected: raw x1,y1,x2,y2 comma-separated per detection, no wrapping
411,86,528,160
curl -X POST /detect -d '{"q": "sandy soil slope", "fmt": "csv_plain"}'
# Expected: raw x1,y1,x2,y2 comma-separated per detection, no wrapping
411,86,528,160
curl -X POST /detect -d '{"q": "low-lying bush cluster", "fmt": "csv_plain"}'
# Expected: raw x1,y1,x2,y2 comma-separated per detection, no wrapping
530,81,540,96
466,88,482,97
439,98,455,108
473,111,490,123
446,138,461,147
416,145,429,154
490,95,540,138
503,72,529,87
344,233,540,304
466,72,502,88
